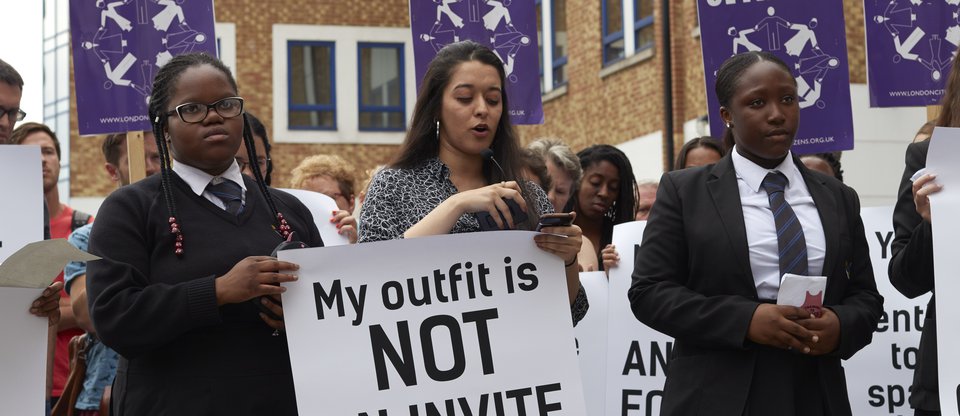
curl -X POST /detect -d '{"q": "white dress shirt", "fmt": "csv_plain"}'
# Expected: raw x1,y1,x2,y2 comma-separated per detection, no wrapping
731,146,826,300
172,159,247,210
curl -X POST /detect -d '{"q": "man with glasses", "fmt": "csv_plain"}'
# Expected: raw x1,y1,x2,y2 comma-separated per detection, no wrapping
0,57,66,415
0,59,27,144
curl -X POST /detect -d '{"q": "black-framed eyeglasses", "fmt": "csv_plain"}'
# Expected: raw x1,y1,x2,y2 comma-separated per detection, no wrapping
165,97,244,124
235,156,270,172
0,107,26,122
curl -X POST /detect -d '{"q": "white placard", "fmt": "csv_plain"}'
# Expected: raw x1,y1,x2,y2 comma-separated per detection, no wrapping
926,127,960,415
605,221,672,416
279,188,351,246
844,206,930,415
0,146,42,263
0,287,45,415
0,145,45,415
574,271,609,416
280,231,586,415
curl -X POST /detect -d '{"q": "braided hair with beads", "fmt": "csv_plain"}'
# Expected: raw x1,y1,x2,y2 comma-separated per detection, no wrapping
147,53,294,256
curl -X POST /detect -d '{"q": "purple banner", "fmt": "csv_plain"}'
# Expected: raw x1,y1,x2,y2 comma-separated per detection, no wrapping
70,0,218,136
697,0,854,154
864,0,959,107
409,0,544,124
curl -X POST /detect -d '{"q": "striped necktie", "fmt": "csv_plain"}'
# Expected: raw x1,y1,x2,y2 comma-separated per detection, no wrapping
760,171,808,277
207,180,244,216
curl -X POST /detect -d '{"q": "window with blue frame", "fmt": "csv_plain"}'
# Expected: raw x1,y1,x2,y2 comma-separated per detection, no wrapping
358,43,405,131
288,41,336,130
634,0,655,52
552,0,568,86
602,0,624,65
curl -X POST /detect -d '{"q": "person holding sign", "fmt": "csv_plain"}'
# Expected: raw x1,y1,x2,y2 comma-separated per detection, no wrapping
85,53,323,416
358,41,588,323
629,51,882,416
887,50,960,416
565,144,637,270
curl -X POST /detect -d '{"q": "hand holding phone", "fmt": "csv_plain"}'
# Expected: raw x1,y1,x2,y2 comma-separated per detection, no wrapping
536,212,575,232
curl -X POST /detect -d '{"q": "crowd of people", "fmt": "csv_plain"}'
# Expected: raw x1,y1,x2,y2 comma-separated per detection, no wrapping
0,37,952,415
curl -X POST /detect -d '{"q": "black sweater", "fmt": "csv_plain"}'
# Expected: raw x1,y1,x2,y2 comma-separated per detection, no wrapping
87,173,322,416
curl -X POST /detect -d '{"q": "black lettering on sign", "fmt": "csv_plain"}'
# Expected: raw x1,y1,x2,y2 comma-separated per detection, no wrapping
867,384,908,414
622,341,672,376
622,389,642,416
505,387,533,415
421,315,467,382
536,383,563,414
370,321,417,390
517,262,538,291
875,231,893,259
313,280,367,325
369,309,500,390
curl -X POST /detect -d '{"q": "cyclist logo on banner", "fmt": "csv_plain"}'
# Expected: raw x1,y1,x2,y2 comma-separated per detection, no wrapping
864,0,960,107
410,0,544,124
697,0,855,153
70,0,218,135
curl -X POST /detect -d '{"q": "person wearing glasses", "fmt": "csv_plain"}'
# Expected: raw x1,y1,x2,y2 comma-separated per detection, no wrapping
235,112,273,185
85,53,322,415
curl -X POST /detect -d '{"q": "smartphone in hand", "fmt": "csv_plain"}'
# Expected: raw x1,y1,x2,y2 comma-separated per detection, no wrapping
536,212,574,232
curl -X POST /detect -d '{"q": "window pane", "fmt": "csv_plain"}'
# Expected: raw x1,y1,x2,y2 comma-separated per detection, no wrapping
635,0,653,21
359,46,401,107
636,25,655,51
43,0,56,38
359,111,405,130
553,0,567,59
289,43,333,106
553,64,566,88
56,45,69,100
44,51,55,103
289,110,335,129
605,39,624,62
56,0,68,33
605,0,622,34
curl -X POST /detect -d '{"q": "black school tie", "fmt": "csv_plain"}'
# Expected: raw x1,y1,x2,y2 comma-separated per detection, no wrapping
760,171,808,277
207,180,244,216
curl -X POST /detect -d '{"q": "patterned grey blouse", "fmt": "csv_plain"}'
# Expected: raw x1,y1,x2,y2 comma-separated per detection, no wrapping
358,157,589,324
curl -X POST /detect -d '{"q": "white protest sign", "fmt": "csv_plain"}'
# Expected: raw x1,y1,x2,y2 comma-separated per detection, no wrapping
0,145,45,416
926,127,960,415
0,287,46,415
574,271,609,416
843,206,930,415
280,231,586,416
280,188,351,246
0,146,42,263
605,221,671,416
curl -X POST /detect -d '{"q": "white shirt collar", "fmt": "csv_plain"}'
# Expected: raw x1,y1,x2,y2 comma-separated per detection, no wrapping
731,145,802,193
172,159,247,197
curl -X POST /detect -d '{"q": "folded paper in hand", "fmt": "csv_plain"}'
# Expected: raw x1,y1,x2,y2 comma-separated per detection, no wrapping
777,273,826,317
0,239,100,288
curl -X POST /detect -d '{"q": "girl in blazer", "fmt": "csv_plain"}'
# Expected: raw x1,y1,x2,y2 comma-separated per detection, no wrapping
628,51,883,416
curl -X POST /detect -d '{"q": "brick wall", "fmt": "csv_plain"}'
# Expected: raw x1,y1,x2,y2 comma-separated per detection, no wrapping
69,0,872,197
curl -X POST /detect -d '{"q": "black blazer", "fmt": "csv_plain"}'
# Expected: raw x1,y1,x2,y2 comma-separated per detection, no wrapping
889,139,938,411
628,154,883,416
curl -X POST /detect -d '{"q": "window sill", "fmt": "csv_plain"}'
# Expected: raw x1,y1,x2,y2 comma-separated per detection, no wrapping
542,84,568,103
599,48,654,80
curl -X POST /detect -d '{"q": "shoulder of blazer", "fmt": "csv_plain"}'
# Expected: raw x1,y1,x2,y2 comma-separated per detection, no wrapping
661,153,734,189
